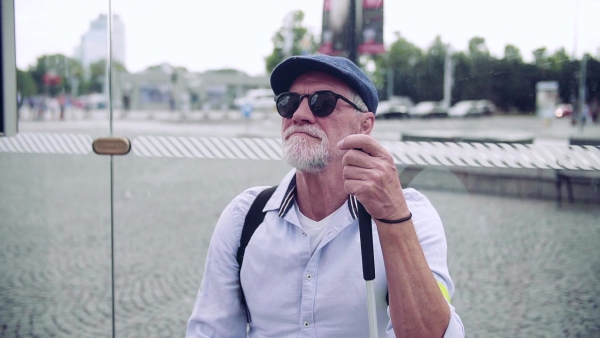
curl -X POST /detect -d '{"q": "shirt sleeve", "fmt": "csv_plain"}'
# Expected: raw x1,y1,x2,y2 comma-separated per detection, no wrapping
386,188,465,338
186,188,264,338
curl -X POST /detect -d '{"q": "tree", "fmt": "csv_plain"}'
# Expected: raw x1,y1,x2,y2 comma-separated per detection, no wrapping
381,32,423,99
81,59,128,94
492,45,531,111
546,48,575,102
468,37,489,57
413,36,447,102
369,33,592,114
503,44,522,63
29,54,84,97
265,10,317,74
464,37,493,100
450,51,473,102
532,47,548,68
16,69,37,97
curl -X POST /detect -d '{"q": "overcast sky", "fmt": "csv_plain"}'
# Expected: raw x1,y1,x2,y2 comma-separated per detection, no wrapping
15,0,600,75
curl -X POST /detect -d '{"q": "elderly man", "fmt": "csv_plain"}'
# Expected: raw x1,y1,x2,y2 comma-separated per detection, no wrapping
187,54,464,337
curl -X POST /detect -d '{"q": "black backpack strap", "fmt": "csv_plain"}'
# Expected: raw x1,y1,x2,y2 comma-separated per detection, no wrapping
236,185,277,323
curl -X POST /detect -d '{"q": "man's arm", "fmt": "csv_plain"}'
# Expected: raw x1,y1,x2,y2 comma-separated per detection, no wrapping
375,201,452,338
338,135,464,338
186,192,255,337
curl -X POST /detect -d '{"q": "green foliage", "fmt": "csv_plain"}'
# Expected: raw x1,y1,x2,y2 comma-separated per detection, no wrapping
28,54,84,96
382,33,423,100
381,33,600,113
503,45,522,62
20,54,130,97
79,59,128,94
16,69,37,97
468,37,489,57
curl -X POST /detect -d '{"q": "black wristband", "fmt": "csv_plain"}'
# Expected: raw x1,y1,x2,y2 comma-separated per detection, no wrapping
375,212,412,224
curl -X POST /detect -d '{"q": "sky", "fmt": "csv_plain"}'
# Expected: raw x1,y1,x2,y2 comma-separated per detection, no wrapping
15,0,600,76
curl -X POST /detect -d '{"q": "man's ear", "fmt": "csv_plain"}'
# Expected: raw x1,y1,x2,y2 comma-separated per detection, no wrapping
360,112,375,134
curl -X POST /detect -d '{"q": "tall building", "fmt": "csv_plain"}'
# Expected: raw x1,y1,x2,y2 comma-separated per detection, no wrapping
74,14,126,76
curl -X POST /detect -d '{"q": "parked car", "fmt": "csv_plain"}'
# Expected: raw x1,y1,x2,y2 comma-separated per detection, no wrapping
448,100,480,117
448,99,497,117
233,88,275,111
409,101,447,118
375,96,414,119
477,100,497,116
554,103,573,118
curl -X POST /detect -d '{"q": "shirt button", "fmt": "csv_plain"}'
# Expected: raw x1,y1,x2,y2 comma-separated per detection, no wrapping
306,274,312,280
302,232,307,236
304,321,310,327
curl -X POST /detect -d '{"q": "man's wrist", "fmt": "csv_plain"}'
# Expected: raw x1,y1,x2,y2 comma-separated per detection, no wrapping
375,212,412,224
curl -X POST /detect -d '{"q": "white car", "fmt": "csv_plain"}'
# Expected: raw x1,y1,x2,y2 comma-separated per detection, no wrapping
375,96,414,119
409,101,447,118
233,88,275,112
476,100,497,116
448,100,497,117
448,100,480,117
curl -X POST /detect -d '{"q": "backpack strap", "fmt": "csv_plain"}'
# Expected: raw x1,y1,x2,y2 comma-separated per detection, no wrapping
236,185,277,323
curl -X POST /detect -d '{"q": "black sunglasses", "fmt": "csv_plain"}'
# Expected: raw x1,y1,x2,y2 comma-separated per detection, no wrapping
274,90,366,118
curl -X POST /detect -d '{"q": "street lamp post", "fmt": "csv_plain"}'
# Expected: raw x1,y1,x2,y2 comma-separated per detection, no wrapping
577,55,588,131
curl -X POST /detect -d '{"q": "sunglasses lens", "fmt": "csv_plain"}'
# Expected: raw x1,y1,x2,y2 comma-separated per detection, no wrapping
276,91,341,118
310,92,337,117
276,93,299,118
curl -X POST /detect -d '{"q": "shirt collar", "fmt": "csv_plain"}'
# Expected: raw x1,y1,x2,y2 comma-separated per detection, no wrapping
275,171,359,220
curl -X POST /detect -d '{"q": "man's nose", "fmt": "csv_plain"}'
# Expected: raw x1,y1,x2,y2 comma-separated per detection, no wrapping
292,96,315,123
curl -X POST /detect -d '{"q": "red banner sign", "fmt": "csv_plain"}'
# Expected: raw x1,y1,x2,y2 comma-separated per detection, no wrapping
319,0,385,56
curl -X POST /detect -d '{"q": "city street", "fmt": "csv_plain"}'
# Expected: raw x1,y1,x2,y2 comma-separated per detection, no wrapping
15,107,600,144
1,112,599,337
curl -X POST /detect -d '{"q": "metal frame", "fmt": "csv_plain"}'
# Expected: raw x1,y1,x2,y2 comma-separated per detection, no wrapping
1,0,17,137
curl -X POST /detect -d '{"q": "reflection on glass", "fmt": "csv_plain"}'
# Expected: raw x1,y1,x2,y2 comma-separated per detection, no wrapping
1,1,113,337
3,0,599,336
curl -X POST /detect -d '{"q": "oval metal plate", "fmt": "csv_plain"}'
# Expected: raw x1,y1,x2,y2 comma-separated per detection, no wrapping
92,137,131,155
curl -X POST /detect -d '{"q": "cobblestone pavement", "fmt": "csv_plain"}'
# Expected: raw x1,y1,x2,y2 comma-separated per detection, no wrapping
1,118,600,337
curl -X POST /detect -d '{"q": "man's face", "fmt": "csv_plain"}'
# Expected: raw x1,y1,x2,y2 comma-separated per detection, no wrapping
280,71,366,173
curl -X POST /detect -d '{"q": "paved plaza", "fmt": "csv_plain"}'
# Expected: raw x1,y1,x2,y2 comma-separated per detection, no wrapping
1,114,599,337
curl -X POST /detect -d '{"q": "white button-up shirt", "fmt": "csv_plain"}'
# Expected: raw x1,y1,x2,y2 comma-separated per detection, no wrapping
187,169,464,337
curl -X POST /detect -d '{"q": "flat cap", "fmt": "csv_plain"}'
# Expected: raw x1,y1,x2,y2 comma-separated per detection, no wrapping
270,54,378,113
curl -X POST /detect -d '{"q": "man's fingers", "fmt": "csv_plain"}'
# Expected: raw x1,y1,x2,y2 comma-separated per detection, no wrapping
342,148,373,169
337,134,383,157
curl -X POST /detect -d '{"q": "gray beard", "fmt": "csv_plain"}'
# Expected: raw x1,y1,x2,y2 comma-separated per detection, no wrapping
282,129,330,173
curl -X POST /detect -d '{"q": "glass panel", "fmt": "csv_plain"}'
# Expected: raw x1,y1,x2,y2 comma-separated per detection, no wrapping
7,0,599,337
112,155,291,335
111,0,600,337
1,0,113,336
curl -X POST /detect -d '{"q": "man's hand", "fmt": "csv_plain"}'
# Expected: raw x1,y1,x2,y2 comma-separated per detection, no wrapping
340,135,454,338
337,134,410,221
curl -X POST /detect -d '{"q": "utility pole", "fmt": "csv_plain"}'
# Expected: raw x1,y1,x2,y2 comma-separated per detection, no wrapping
282,11,295,59
442,45,454,111
577,55,587,132
386,60,394,100
346,0,358,65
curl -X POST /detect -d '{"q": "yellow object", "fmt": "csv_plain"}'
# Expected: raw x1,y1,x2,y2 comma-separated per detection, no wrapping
438,281,451,303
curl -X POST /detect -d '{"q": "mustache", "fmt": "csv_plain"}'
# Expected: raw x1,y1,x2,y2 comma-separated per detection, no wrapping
282,125,327,140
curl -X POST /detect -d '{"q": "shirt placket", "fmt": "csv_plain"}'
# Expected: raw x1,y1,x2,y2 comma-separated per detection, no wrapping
300,244,320,337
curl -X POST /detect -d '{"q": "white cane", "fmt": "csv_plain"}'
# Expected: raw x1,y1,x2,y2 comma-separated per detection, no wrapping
357,201,379,338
